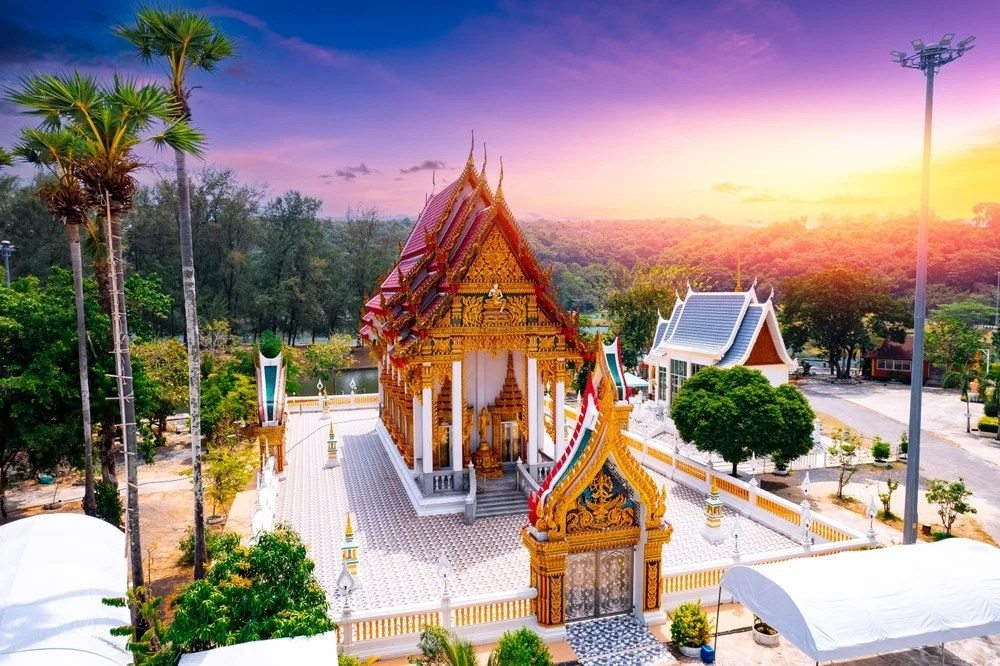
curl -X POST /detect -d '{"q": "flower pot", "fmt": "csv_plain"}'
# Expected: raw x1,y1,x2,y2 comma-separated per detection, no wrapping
206,515,225,525
752,625,780,647
679,645,703,658
773,467,789,476
874,460,888,468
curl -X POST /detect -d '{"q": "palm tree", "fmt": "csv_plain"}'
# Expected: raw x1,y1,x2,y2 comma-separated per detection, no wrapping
11,126,97,516
6,71,204,598
115,7,235,580
0,146,10,168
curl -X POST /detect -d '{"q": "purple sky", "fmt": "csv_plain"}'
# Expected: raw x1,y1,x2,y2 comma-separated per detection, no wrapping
2,0,998,222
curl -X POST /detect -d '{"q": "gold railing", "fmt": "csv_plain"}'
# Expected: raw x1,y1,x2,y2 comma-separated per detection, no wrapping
452,597,536,627
662,567,725,594
354,611,442,641
356,393,379,404
676,460,707,482
755,495,801,525
648,447,673,466
713,476,749,502
811,520,852,542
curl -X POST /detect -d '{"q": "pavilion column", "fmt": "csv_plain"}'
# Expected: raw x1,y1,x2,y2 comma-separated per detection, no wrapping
537,372,545,457
421,366,433,475
527,356,539,465
555,360,567,460
451,360,463,472
412,393,421,473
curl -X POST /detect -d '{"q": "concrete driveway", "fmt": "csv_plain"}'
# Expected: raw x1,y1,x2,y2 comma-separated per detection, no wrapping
799,380,1000,541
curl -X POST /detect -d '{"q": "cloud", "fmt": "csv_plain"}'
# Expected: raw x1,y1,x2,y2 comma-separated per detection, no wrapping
334,163,376,181
813,193,879,205
206,5,399,83
712,182,748,194
400,160,449,174
224,61,251,78
741,194,778,203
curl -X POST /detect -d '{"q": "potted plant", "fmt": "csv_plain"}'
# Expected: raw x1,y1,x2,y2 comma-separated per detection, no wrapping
898,431,908,461
752,615,780,647
669,600,713,658
772,454,790,476
872,437,891,468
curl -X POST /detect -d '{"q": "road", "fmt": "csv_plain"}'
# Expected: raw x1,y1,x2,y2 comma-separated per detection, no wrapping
800,382,1000,540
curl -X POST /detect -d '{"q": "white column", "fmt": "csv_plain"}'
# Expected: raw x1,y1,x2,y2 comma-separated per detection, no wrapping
536,373,545,457
451,360,463,471
412,393,422,473
527,357,539,465
555,369,566,460
422,376,433,475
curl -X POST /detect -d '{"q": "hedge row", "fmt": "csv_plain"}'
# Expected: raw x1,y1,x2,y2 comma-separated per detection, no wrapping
978,416,998,433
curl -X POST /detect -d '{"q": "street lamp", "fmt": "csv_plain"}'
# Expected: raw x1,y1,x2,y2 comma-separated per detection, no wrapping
891,34,975,545
1,240,14,287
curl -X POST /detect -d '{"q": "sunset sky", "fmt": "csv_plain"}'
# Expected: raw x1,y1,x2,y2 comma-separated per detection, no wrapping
2,0,998,223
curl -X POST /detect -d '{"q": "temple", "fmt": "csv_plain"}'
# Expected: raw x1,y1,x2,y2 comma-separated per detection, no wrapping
644,285,796,408
525,337,672,625
361,143,584,507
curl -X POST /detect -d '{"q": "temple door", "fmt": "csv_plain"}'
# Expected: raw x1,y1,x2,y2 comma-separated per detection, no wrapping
564,547,633,621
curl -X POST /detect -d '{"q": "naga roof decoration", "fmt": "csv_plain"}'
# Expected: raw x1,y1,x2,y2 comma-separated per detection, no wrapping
527,335,667,541
360,142,580,365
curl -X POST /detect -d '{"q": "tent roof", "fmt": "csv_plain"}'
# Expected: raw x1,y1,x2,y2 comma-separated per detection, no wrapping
722,538,1000,662
178,632,339,665
623,372,648,389
0,514,130,665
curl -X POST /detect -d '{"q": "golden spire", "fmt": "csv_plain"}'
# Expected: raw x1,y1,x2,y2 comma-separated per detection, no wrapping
735,252,743,292
480,141,488,181
495,156,505,200
329,423,334,436
710,476,719,495
465,130,476,170
345,513,354,540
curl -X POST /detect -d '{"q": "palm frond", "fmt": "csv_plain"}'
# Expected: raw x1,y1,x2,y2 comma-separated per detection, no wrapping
0,146,11,168
148,118,206,158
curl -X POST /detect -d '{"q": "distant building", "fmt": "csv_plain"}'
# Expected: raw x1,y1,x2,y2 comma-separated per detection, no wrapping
864,335,929,383
644,286,796,407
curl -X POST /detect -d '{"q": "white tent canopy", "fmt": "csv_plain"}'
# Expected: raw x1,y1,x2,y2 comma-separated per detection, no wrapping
178,632,339,665
722,538,1000,662
0,514,130,665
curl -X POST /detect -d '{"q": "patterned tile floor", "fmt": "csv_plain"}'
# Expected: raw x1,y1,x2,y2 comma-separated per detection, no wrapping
566,617,675,665
276,410,795,612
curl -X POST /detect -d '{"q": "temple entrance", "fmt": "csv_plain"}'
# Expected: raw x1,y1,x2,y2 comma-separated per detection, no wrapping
565,547,634,621
499,420,519,463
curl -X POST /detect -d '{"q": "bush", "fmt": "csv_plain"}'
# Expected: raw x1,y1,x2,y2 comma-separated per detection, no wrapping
669,600,713,649
978,416,998,433
178,528,241,566
871,438,891,462
94,481,122,528
489,627,553,666
204,444,257,518
898,431,908,455
985,395,998,418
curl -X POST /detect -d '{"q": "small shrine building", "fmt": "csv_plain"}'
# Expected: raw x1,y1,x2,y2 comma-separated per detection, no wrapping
644,285,796,409
525,337,672,626
361,144,584,494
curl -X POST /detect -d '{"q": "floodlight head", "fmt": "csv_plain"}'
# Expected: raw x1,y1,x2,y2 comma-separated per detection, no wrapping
940,33,955,46
958,35,976,48
890,50,906,60
911,39,925,52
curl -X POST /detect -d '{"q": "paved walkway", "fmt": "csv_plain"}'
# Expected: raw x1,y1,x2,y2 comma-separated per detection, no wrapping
276,410,795,612
566,616,674,665
800,383,1000,541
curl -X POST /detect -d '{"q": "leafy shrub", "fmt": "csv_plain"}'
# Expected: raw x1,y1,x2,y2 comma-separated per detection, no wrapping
339,656,377,666
926,477,977,536
985,393,998,418
204,443,256,518
410,626,474,666
488,627,553,666
95,481,122,528
178,528,241,566
871,438,891,462
978,416,998,433
898,431,908,455
669,600,713,648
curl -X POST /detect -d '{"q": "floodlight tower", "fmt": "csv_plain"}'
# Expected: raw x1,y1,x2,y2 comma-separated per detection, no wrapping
891,34,975,545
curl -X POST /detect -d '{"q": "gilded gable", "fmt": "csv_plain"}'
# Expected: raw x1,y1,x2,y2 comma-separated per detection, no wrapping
465,226,528,285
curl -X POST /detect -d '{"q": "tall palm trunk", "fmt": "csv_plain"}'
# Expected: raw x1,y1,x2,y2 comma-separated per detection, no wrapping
67,222,96,516
93,256,119,487
106,203,144,591
176,149,208,578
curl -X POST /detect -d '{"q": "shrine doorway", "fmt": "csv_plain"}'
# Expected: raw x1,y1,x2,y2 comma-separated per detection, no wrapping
564,547,634,621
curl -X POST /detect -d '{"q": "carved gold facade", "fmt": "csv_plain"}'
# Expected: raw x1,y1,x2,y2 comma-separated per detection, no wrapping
523,336,673,626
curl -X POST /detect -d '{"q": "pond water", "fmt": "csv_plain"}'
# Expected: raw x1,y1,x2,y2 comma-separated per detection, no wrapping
293,367,379,396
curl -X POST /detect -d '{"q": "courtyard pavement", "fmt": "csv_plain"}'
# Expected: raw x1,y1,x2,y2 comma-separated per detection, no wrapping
276,410,795,612
799,381,1000,541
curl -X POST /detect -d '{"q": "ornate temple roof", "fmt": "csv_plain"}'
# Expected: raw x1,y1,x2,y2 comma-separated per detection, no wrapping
528,336,667,540
646,287,795,370
360,141,577,365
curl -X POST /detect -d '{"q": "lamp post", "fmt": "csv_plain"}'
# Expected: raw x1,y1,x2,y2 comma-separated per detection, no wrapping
891,33,975,545
866,495,879,539
1,240,14,287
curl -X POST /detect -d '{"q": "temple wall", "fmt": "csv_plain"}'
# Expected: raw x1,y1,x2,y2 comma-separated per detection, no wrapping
464,350,526,449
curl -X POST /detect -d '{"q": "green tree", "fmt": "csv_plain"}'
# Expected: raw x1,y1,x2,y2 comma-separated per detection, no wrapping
304,334,355,382
606,262,711,368
116,7,236,580
926,318,984,432
7,70,205,596
670,366,813,476
780,266,910,379
9,126,97,516
926,477,977,536
134,339,188,435
203,443,255,519
829,428,861,499
931,298,996,328
159,527,333,660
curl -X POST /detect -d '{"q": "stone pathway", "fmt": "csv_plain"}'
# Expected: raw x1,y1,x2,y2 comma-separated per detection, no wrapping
566,616,675,665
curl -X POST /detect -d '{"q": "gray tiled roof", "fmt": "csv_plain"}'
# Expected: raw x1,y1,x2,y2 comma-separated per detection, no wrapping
652,320,670,350
717,304,764,367
664,302,683,342
666,293,748,355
